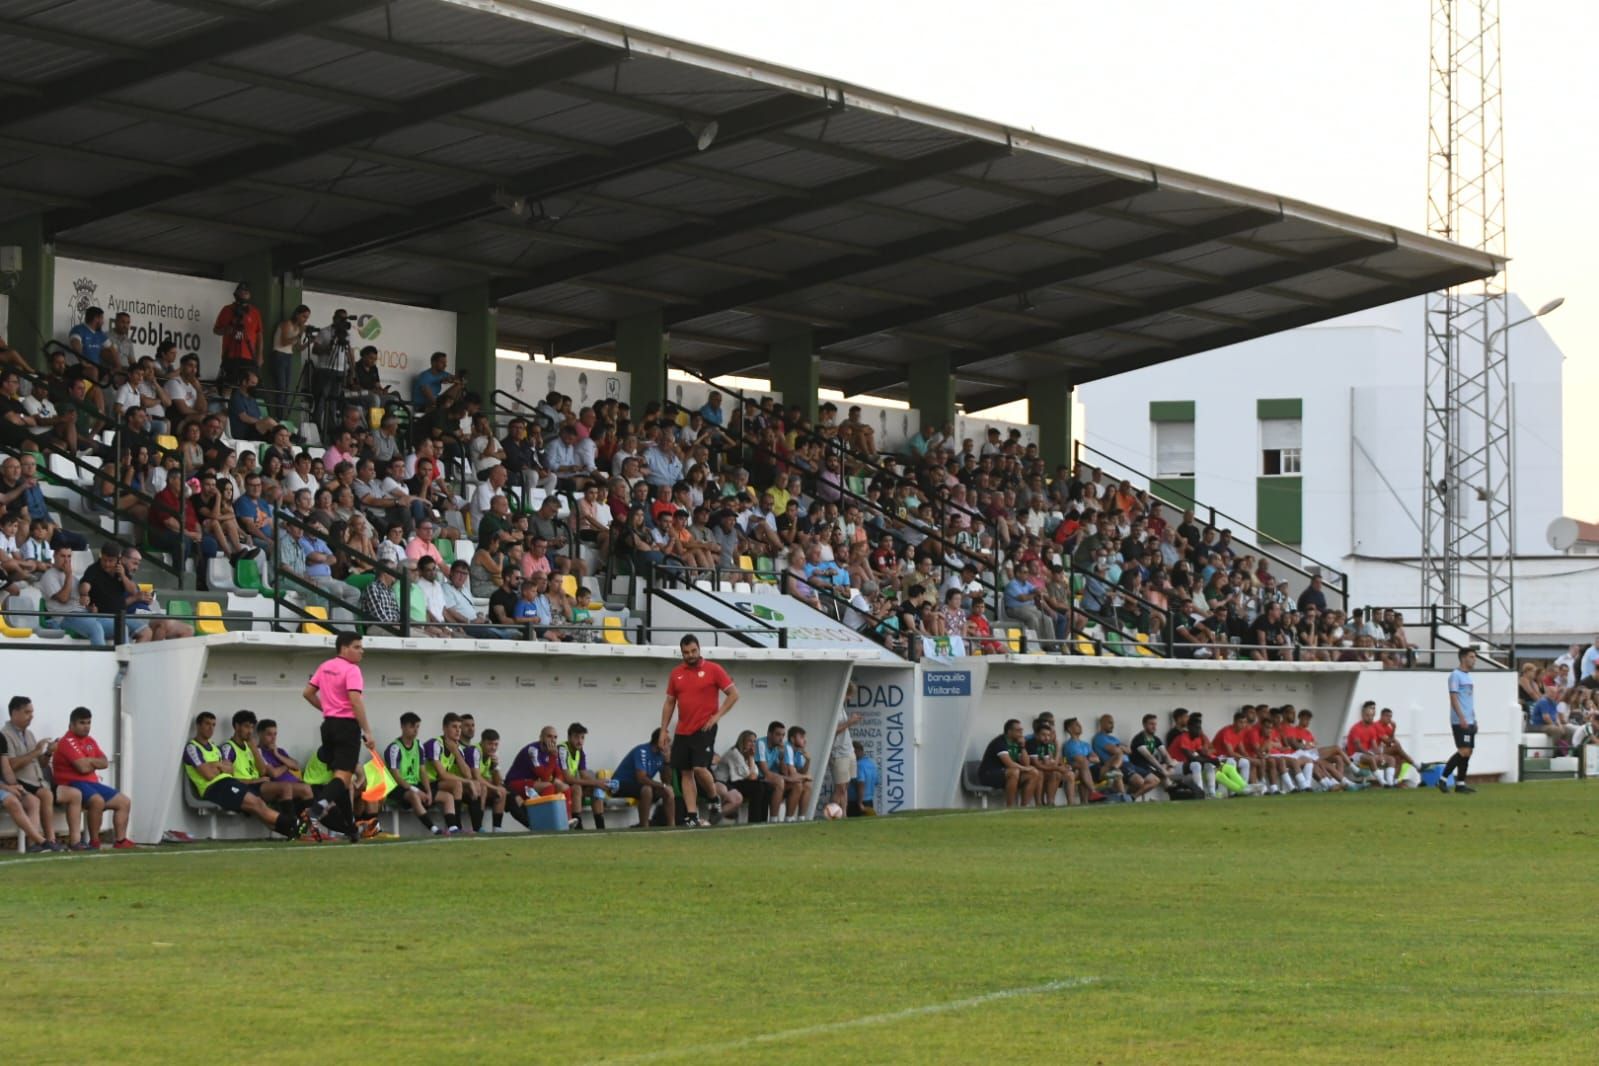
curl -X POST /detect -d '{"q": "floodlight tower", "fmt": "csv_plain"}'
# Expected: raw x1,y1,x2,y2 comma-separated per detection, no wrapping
1421,0,1511,647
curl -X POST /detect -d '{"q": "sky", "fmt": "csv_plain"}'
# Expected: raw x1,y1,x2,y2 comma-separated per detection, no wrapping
551,0,1597,513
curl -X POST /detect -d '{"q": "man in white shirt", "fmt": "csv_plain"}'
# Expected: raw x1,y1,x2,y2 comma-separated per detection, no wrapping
412,555,452,637
441,560,518,640
164,354,206,430
471,464,508,525
115,361,167,432
738,491,785,554
545,424,593,490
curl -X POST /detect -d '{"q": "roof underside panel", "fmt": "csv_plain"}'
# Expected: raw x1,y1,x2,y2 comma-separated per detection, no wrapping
0,0,1498,407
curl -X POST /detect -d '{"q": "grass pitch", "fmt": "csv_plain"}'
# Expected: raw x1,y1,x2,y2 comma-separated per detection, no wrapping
7,782,1597,1064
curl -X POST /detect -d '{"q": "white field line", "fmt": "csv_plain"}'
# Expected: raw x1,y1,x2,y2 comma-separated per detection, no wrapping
599,977,1100,1065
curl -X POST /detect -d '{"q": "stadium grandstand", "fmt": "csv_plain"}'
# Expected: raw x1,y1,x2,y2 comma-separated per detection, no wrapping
0,0,1551,842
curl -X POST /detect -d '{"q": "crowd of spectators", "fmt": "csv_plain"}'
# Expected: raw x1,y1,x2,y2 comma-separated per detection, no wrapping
975,701,1420,808
1517,640,1599,755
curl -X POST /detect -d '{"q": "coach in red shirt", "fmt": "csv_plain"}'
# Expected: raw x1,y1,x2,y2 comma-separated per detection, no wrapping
660,634,739,828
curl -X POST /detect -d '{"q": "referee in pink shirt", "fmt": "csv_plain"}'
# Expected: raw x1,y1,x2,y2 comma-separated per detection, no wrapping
302,632,376,840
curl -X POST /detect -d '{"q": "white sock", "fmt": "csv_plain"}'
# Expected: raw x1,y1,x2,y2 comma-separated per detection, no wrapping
1189,763,1205,793
1341,777,1357,788
1237,758,1251,782
1203,765,1217,795
1384,767,1396,786
1298,766,1314,790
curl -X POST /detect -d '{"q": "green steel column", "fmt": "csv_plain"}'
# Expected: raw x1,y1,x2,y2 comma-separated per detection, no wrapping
614,308,666,413
907,351,955,435
769,329,818,422
0,215,54,366
441,283,497,396
1027,371,1074,470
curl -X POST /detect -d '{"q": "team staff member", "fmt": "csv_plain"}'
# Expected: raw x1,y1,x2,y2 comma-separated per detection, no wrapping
2,696,65,846
52,706,135,849
184,712,303,839
1441,648,1479,794
613,729,676,828
302,632,375,841
660,634,738,828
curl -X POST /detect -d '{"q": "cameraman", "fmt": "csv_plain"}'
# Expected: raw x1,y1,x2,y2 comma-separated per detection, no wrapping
308,309,355,435
212,282,263,386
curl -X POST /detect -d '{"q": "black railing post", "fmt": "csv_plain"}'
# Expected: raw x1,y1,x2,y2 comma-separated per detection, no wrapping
778,627,788,649
399,569,412,637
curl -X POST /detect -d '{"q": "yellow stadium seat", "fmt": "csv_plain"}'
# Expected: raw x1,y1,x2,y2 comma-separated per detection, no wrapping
737,554,755,573
560,573,578,599
1074,637,1098,656
301,604,333,636
195,601,227,636
1134,633,1159,657
675,410,689,427
1005,627,1022,653
368,407,383,429
155,434,179,453
602,616,630,645
0,616,34,639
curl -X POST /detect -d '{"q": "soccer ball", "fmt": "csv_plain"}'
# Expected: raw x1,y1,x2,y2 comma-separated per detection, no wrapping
822,802,845,820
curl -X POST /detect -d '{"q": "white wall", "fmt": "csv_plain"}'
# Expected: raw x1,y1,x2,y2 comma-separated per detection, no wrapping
300,289,456,393
116,634,856,842
1076,295,1565,569
496,358,631,414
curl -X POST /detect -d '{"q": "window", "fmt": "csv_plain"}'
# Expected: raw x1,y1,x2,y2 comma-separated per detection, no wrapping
1154,421,1195,477
1261,418,1302,476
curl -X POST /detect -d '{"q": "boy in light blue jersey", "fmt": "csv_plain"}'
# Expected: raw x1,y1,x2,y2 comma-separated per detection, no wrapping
1440,647,1478,794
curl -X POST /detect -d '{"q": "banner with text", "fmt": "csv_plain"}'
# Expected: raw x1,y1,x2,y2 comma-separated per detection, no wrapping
301,289,455,394
820,665,917,814
53,257,234,374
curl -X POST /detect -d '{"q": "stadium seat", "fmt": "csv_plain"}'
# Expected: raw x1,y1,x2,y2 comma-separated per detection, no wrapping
1074,637,1098,657
206,556,237,592
602,616,630,645
368,407,383,429
437,539,455,565
560,573,578,599
0,614,34,639
346,571,377,591
737,554,755,572
301,604,333,636
960,760,1000,809
195,602,227,636
1133,633,1159,657
156,434,179,453
1004,627,1022,653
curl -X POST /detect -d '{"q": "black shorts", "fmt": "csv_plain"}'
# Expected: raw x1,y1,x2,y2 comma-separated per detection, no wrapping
204,779,252,812
1452,724,1477,749
670,728,716,772
978,764,1010,789
320,717,363,774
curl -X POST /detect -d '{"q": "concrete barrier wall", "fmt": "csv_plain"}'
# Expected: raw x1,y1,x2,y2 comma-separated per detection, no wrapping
0,641,1527,842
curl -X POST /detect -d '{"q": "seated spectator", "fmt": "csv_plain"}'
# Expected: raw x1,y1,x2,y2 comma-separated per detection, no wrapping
358,566,402,633
440,560,517,640
227,370,282,442
754,721,794,823
37,546,111,645
977,717,1041,808
529,496,585,577
609,728,675,828
712,728,766,824
184,712,303,839
1528,684,1576,753
0,725,56,851
234,474,275,550
52,706,134,849
2,696,64,846
122,549,195,640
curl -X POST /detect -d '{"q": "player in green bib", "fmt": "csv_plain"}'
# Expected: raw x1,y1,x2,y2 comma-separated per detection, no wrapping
384,711,454,835
183,712,304,839
559,722,612,830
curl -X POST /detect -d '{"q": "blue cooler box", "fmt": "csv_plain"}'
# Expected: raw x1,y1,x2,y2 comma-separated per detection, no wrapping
526,793,569,831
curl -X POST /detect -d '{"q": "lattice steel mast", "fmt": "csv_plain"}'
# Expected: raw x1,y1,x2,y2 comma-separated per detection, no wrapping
1421,0,1511,644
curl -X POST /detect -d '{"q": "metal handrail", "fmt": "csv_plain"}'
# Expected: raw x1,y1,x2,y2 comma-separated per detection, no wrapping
1073,439,1348,601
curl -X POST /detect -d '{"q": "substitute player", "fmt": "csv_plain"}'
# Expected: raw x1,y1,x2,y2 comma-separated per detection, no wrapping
660,634,738,828
301,632,376,840
1441,647,1479,793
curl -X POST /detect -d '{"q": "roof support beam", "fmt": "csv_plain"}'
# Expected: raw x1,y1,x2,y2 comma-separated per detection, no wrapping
0,0,388,130
486,140,1007,301
285,93,836,271
956,264,1489,411
44,41,623,234
550,177,1149,356
839,236,1391,395
807,208,1277,353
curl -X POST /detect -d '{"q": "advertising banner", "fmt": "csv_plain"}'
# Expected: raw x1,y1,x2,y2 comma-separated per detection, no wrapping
301,289,455,394
53,256,234,373
818,665,917,814
496,357,630,414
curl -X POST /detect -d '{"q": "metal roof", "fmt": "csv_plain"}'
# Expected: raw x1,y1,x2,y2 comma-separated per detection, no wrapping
0,0,1503,408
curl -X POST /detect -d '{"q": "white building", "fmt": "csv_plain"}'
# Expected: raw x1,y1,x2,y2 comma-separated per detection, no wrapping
1076,294,1579,648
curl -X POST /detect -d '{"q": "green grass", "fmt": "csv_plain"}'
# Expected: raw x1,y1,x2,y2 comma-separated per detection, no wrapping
8,783,1599,1063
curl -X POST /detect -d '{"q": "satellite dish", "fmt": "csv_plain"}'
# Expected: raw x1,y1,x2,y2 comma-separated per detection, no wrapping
1548,516,1580,551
